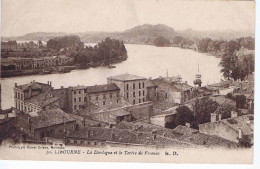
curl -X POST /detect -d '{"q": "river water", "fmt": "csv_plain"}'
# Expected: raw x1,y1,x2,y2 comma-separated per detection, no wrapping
0,44,222,109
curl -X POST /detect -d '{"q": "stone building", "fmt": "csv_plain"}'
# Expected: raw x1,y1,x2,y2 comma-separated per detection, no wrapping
14,81,59,113
107,74,147,105
151,77,194,104
1,55,73,71
68,83,121,113
16,108,76,141
199,113,254,144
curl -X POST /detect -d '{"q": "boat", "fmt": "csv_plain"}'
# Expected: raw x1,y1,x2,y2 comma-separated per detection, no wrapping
194,65,202,87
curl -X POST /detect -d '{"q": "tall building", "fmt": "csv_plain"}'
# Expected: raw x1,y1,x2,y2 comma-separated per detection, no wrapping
68,83,120,113
14,81,58,113
107,74,147,105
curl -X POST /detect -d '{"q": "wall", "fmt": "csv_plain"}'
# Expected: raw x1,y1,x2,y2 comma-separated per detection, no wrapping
34,121,76,140
199,121,239,143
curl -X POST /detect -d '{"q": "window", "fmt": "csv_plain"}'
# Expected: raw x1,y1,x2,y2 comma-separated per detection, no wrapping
133,83,135,89
139,99,141,103
79,105,81,109
117,92,120,98
84,97,86,102
143,90,145,96
74,105,76,110
139,91,141,96
133,99,135,104
110,93,112,98
79,91,81,94
79,97,81,102
143,98,145,102
74,91,76,94
127,84,129,90
96,95,99,100
89,96,91,101
143,82,145,88
117,100,119,103
84,89,87,93
103,102,106,105
139,83,141,89
133,92,135,97
127,92,129,99
74,98,76,102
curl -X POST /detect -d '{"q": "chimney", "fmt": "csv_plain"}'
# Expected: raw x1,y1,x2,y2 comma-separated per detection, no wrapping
152,134,156,140
211,113,217,122
238,128,243,139
159,76,162,79
185,122,191,128
149,77,152,80
61,86,64,89
50,81,52,86
231,111,238,118
15,83,17,87
83,117,86,126
28,117,32,132
218,114,222,121
47,81,49,85
185,81,187,84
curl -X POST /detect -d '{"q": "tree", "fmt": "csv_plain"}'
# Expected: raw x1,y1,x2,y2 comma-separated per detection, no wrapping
219,53,237,80
197,38,212,53
215,104,236,119
192,97,219,128
238,135,252,148
153,36,170,47
175,106,194,126
235,95,246,109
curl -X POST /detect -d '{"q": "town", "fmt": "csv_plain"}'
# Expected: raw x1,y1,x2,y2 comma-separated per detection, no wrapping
0,71,254,149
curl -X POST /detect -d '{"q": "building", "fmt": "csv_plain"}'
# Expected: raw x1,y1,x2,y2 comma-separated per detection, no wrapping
107,74,147,105
16,108,77,141
151,77,194,104
199,113,254,144
146,79,158,101
68,83,121,113
14,81,59,113
1,55,73,71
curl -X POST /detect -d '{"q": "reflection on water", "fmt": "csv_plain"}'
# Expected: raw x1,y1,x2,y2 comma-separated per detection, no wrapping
0,44,222,109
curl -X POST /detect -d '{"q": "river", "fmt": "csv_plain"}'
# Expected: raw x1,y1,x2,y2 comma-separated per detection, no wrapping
0,44,222,109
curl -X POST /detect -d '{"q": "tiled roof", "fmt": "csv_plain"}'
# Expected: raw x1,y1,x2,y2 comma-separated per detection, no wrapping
87,83,120,94
108,74,146,81
25,91,59,108
152,79,192,92
67,126,194,147
173,125,198,135
209,95,236,106
16,82,47,91
31,108,76,129
110,108,131,117
117,121,237,148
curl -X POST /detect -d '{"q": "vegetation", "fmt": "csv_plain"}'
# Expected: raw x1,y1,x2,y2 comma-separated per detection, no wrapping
47,35,84,50
235,95,247,109
175,106,194,126
192,97,219,128
215,104,237,119
71,37,127,66
153,36,170,47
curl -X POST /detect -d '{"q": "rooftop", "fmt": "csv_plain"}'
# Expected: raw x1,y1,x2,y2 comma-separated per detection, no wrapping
29,108,76,129
108,74,146,81
15,81,50,91
87,83,120,94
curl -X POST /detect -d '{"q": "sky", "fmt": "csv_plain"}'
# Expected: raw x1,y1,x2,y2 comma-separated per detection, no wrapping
1,0,255,36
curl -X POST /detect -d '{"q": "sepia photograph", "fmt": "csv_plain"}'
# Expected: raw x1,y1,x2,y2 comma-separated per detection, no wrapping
0,0,256,164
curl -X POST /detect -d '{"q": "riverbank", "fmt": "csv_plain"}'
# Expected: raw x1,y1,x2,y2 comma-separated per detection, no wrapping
0,57,127,78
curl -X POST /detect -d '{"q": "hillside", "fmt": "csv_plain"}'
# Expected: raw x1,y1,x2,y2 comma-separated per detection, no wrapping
2,24,254,44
